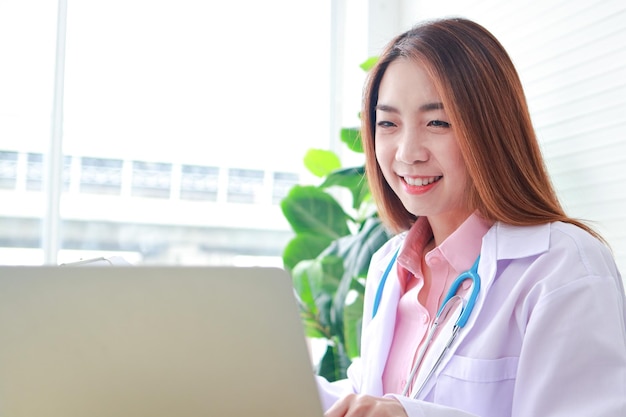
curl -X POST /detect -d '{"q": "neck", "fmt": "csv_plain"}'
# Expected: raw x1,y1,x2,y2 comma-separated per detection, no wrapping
427,211,473,246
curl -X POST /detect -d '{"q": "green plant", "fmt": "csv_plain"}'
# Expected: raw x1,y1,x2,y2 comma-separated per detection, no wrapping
280,107,391,380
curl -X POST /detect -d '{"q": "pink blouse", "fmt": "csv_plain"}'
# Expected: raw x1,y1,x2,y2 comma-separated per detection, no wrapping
382,213,492,394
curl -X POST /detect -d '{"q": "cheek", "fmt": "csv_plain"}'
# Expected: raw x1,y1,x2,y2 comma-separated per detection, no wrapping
451,167,470,196
375,140,394,167
439,144,471,194
450,154,473,200
444,142,468,179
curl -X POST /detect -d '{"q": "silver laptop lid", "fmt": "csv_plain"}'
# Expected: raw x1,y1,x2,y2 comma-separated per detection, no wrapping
0,266,323,417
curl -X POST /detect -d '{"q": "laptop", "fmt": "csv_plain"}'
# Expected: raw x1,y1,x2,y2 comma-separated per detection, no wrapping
0,265,324,417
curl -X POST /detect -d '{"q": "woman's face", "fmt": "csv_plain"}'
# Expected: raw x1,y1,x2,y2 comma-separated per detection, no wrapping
374,58,472,230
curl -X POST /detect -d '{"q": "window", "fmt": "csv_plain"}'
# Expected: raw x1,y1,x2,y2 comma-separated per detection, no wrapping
80,157,123,195
131,161,172,199
0,0,331,266
0,151,18,190
180,165,220,202
226,169,265,204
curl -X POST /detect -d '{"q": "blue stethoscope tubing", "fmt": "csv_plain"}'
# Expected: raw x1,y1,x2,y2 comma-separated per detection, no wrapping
371,247,482,398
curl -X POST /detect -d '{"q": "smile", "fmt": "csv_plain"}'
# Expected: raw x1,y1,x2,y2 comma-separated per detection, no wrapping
402,176,442,186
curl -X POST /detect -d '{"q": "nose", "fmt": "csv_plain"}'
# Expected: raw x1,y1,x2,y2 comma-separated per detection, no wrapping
395,128,429,164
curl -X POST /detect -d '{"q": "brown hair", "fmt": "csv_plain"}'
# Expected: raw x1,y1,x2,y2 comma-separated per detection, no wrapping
362,17,601,240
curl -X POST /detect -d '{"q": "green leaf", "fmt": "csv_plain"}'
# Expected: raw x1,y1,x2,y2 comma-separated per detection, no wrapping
292,260,332,339
312,218,390,360
312,256,344,330
317,345,336,380
291,259,322,314
319,166,370,210
322,216,391,280
291,255,344,339
301,316,328,339
280,185,351,239
340,128,363,153
360,56,379,71
282,233,333,271
343,279,365,359
303,148,341,178
316,255,345,295
317,341,352,381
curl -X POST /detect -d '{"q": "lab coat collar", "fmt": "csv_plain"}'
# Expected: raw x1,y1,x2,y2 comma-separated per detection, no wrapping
373,221,551,269
369,221,551,317
493,221,551,260
477,221,551,294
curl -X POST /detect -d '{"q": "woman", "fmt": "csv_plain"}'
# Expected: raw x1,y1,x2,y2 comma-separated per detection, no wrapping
317,17,626,417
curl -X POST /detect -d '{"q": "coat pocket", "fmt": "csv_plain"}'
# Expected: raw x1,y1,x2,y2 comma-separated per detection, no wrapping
433,355,518,417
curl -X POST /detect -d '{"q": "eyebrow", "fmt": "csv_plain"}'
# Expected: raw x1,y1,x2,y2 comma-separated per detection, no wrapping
375,102,444,113
419,102,444,111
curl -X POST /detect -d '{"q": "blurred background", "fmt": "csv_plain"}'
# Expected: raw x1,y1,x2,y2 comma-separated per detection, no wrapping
1,0,625,279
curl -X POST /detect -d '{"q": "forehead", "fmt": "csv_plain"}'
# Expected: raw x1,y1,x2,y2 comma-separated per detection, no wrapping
377,58,441,104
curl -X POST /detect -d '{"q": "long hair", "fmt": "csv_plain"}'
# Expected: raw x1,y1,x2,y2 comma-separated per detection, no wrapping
362,17,601,240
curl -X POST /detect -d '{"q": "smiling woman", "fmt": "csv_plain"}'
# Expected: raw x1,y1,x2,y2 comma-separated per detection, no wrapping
317,16,626,417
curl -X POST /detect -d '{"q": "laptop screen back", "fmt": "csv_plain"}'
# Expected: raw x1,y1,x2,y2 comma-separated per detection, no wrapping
0,266,324,417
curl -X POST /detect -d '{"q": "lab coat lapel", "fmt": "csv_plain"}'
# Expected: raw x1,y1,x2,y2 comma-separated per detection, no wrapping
360,249,402,396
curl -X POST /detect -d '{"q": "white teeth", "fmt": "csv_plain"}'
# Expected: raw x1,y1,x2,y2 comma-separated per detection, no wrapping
404,176,441,186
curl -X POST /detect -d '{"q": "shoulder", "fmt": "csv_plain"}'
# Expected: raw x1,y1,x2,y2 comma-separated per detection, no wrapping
547,222,619,281
548,221,609,257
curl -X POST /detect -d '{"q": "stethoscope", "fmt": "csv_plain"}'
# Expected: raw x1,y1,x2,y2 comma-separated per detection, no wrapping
372,248,481,399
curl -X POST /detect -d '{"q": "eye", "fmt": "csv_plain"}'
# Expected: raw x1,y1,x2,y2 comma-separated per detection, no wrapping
377,120,397,128
427,120,451,128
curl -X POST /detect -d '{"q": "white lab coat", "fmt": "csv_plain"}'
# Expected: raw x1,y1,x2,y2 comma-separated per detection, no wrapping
316,221,626,416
